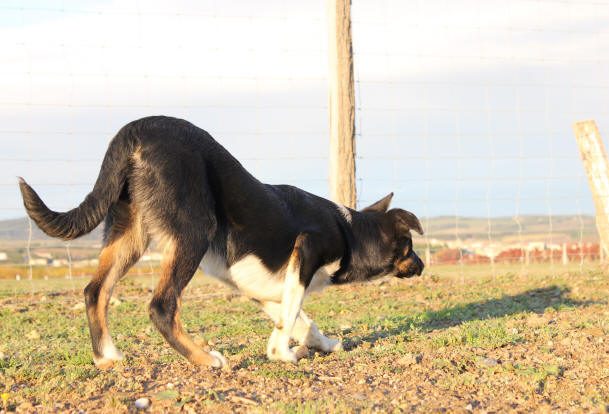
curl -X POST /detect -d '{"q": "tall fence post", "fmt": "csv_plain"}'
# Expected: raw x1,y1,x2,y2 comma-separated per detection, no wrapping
574,120,609,261
327,0,356,208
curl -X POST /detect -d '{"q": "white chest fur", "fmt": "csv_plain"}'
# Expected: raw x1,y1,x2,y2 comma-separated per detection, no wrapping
200,252,340,302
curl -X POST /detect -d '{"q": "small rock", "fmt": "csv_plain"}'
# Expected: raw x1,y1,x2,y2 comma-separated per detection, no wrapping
134,398,150,410
397,353,418,366
110,297,121,306
71,302,85,311
478,357,499,367
464,403,473,412
230,395,258,406
511,328,519,334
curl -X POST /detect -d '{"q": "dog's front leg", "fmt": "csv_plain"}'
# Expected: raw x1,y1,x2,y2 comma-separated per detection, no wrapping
260,302,343,354
267,234,310,363
295,311,343,353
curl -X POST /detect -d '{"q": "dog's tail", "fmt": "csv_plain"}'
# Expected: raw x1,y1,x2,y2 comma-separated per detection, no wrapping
18,125,138,241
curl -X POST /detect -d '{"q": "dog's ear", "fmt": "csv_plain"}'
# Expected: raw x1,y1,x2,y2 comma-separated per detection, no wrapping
390,209,424,235
361,192,394,213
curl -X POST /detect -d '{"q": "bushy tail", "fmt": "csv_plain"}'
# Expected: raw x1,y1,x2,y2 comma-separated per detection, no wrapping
18,126,138,241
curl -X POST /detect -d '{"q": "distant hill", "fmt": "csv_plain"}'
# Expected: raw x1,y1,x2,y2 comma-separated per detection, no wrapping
419,215,598,244
0,215,598,246
0,217,103,246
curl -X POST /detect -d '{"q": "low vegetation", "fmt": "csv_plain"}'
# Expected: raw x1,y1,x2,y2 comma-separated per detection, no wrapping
0,264,608,412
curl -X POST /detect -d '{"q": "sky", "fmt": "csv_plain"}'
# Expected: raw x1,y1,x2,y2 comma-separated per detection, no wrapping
1,0,609,224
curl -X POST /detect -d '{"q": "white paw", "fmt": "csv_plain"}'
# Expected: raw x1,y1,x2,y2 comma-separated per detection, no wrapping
308,336,344,353
94,344,125,368
108,348,125,361
209,350,229,369
267,346,298,363
326,338,343,352
93,348,125,369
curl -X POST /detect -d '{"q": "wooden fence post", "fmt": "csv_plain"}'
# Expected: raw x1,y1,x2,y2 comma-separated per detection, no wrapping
327,0,356,208
574,120,609,260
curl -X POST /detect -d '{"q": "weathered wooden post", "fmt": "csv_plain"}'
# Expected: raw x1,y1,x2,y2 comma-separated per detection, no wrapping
574,120,609,261
327,0,356,208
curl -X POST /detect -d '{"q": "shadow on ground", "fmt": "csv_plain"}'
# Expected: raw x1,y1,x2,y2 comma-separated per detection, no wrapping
348,286,604,348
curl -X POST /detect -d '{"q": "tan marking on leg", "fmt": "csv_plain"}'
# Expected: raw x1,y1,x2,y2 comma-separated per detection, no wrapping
86,204,148,368
149,238,227,369
267,238,307,362
87,244,119,367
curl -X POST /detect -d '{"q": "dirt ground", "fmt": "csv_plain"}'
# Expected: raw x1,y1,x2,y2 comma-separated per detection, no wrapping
1,265,608,412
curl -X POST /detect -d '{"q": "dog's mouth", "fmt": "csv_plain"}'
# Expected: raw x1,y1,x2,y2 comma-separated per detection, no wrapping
396,255,424,278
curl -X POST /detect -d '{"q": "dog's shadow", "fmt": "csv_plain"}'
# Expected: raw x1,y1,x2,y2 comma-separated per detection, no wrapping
342,285,602,349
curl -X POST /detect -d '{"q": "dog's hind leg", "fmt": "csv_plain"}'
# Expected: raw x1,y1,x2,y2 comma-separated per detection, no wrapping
84,201,149,369
148,236,228,369
261,302,343,354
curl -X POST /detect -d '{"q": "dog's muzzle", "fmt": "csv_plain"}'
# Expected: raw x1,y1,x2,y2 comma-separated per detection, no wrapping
397,253,425,278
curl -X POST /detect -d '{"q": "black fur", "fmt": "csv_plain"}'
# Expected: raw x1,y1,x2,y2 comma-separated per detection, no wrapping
19,116,424,367
19,124,138,240
19,115,424,284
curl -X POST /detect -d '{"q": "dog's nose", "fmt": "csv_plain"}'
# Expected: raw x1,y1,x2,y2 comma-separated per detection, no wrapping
415,256,424,276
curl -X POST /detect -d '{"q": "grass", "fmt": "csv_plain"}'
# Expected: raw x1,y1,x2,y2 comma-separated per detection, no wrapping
0,264,608,412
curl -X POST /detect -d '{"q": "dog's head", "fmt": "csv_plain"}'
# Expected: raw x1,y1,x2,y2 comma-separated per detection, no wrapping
362,193,425,278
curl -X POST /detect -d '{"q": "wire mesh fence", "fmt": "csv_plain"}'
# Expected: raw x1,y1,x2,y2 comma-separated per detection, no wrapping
351,0,607,275
0,0,606,299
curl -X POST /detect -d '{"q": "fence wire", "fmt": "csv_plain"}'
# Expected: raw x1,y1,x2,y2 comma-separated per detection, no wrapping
0,0,606,301
352,0,606,275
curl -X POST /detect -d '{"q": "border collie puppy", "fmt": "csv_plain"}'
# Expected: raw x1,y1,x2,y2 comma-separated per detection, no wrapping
19,116,424,368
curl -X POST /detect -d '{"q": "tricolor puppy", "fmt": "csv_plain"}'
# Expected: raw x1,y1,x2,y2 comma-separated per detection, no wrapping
19,116,424,369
